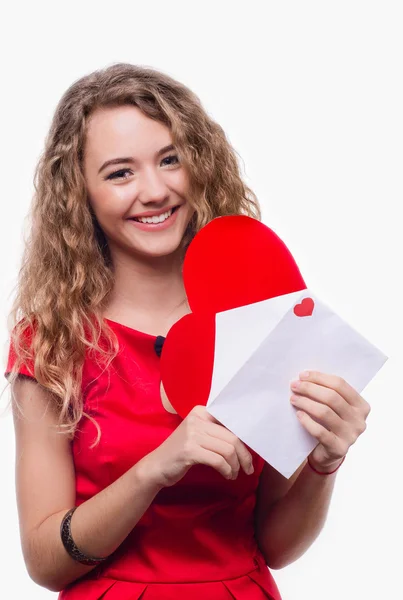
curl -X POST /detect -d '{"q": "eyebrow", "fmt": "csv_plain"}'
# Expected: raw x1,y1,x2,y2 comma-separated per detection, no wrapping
98,144,176,175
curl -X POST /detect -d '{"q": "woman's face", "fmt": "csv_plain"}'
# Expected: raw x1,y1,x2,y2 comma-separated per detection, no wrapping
83,105,195,261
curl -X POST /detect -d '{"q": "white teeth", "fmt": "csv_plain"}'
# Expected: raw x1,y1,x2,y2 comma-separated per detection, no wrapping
137,209,173,224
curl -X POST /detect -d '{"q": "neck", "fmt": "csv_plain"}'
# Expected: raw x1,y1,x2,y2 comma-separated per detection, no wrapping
104,248,188,327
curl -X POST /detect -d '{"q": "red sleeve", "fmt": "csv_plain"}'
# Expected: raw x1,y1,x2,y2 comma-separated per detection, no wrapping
4,322,37,381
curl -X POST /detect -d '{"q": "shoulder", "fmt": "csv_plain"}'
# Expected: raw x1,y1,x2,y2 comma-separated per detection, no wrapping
4,318,37,381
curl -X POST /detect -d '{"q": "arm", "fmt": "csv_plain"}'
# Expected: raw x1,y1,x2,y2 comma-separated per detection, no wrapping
12,377,164,593
255,369,370,570
255,457,342,570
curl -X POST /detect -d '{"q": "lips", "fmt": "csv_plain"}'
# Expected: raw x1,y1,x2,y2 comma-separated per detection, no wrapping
126,205,181,232
128,205,179,221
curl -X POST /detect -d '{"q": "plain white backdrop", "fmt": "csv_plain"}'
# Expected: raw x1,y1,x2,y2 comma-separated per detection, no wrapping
0,1,401,598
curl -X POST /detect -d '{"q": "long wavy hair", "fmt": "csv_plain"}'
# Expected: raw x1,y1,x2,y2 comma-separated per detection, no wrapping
2,62,261,446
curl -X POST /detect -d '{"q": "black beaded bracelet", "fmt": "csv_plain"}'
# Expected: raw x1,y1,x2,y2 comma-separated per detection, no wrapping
60,507,109,566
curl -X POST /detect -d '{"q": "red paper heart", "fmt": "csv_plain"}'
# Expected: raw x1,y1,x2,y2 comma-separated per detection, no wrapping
293,297,314,317
183,216,306,313
160,313,216,418
160,216,307,418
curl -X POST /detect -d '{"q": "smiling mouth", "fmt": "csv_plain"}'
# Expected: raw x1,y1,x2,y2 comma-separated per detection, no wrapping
129,205,180,224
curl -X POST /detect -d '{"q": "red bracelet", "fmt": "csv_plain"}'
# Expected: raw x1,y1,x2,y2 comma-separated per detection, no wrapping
307,454,346,475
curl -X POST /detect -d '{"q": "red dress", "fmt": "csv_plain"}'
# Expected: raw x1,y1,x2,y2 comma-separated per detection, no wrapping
5,318,282,600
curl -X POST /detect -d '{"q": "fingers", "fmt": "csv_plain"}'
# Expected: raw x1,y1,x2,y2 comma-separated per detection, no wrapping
189,405,254,478
191,404,221,423
203,420,254,477
290,380,353,421
296,411,350,458
295,371,364,409
291,393,349,437
200,433,254,478
193,446,235,480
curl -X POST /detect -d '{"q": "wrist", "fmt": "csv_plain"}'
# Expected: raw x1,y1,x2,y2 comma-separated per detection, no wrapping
133,456,165,495
307,455,346,474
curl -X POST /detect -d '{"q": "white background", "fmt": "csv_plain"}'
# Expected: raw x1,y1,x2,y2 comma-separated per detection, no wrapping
0,1,401,598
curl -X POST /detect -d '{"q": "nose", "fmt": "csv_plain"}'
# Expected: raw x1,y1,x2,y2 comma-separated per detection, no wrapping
138,166,170,205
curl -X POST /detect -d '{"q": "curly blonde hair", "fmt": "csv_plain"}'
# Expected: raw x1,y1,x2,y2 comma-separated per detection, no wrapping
2,62,261,446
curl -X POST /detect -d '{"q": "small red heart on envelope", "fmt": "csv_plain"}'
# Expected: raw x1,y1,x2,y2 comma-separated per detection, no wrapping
293,297,315,317
160,216,307,418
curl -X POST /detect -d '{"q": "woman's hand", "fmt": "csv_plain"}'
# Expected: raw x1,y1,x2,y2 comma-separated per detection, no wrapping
290,371,371,472
144,405,255,488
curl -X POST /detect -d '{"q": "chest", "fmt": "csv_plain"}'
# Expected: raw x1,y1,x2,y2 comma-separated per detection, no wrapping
73,338,263,506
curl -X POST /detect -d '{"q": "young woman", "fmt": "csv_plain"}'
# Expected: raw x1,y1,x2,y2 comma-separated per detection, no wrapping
4,63,370,600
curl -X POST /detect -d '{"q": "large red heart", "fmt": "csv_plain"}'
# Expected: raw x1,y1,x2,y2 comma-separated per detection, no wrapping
160,216,306,418
183,216,306,313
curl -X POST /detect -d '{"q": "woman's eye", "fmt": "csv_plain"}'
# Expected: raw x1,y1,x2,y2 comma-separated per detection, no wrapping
105,155,179,181
106,168,132,180
161,154,179,167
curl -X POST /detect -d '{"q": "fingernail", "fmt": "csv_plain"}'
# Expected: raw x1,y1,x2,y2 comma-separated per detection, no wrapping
299,371,310,379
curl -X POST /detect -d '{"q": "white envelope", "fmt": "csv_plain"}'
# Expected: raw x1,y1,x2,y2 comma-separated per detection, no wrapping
206,289,388,478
